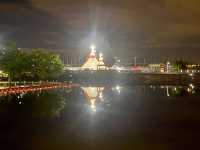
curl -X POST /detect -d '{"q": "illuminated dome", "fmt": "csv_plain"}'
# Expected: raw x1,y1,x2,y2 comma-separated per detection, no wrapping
82,45,99,70
82,45,107,70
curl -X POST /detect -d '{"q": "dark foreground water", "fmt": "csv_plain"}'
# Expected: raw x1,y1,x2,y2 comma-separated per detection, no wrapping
0,84,200,150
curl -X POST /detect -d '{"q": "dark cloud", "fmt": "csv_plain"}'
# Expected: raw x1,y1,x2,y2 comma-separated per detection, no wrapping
0,0,200,62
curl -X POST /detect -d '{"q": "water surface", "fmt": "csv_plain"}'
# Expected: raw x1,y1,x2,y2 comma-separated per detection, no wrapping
0,84,200,150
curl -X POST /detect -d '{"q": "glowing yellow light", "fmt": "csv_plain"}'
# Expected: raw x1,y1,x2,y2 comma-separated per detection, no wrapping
189,84,194,89
189,73,193,76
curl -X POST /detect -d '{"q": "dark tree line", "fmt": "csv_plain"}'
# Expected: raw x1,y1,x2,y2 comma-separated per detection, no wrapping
0,42,64,81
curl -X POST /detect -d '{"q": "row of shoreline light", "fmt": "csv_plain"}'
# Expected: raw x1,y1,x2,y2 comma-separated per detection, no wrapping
0,83,80,96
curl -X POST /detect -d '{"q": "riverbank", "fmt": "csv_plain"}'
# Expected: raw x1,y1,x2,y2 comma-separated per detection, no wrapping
1,72,200,87
0,83,79,96
71,71,200,85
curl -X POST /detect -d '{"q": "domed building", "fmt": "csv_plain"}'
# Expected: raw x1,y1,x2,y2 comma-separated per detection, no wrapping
82,45,108,70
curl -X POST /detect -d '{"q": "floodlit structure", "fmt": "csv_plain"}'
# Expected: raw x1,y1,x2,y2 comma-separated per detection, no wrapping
98,53,104,65
148,64,165,73
98,53,108,70
82,45,107,70
82,45,99,70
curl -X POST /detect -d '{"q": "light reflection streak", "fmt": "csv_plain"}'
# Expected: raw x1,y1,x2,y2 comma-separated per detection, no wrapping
166,86,170,97
81,87,104,112
165,85,199,97
112,85,122,94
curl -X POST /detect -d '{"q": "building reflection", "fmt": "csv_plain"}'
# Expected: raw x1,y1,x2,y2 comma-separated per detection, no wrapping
81,87,104,112
148,84,200,97
81,85,200,112
1,84,199,116
165,85,199,97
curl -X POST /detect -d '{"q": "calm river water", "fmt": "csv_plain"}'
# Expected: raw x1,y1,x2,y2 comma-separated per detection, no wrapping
0,84,200,150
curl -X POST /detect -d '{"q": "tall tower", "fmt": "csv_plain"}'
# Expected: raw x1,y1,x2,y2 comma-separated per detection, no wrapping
98,53,104,65
98,53,107,70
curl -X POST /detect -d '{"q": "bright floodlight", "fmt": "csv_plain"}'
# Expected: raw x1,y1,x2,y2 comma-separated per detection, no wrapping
90,45,96,51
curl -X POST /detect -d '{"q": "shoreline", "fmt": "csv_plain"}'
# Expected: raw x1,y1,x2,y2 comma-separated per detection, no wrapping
71,71,200,85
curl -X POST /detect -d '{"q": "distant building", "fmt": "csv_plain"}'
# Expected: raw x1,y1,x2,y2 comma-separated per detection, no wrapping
148,64,165,73
0,70,8,80
82,48,99,70
81,46,108,70
64,46,108,71
187,64,200,73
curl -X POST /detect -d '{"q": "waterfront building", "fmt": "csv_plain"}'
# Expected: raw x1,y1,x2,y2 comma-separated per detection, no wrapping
82,46,99,70
187,64,200,73
81,46,108,71
148,64,165,73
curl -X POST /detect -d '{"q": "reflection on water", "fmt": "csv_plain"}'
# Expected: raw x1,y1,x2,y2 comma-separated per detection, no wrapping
80,85,200,113
81,87,104,112
0,85,199,115
0,88,71,118
0,84,200,149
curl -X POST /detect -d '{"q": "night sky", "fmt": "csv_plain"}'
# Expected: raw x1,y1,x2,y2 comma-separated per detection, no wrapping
0,0,200,62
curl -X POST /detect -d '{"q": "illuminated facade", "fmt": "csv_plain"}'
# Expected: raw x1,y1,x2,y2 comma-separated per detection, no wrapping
97,53,108,70
81,46,99,70
82,46,107,70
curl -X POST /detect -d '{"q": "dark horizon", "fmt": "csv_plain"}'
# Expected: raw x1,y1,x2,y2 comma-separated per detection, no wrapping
0,0,200,62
